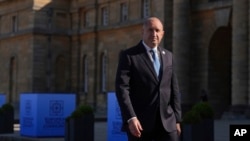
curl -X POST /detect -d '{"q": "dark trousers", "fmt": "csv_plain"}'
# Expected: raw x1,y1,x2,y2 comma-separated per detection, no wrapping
127,111,179,141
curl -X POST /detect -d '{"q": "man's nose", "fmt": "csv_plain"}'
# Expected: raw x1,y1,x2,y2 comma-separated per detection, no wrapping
152,31,157,36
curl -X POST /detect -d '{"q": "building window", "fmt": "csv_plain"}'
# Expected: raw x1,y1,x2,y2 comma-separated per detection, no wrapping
101,52,107,93
101,7,109,26
47,8,53,29
56,12,67,18
83,11,90,27
12,15,18,32
55,55,67,92
9,56,17,103
56,11,67,29
142,0,150,18
120,2,128,22
82,55,88,93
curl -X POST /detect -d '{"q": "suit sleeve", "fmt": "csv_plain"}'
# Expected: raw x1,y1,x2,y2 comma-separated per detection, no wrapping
115,51,136,123
171,59,182,123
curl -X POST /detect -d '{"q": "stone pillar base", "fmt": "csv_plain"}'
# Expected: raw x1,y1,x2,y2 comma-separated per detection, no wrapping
221,105,250,119
245,106,250,118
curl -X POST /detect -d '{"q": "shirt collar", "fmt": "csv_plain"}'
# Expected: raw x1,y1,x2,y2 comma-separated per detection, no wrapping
142,40,158,52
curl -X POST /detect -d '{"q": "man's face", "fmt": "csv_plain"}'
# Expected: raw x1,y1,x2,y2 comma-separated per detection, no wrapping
142,18,164,48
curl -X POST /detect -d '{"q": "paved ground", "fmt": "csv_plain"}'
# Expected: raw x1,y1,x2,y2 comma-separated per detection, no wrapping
0,122,107,141
1,119,250,141
95,122,107,141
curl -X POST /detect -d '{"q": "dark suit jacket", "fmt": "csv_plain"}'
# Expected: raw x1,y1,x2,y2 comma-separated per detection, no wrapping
115,41,182,133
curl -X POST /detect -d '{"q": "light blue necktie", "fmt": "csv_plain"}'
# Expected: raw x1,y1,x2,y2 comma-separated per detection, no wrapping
150,49,160,76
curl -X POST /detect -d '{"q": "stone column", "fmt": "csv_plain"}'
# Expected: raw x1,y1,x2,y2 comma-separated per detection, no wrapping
173,0,191,108
231,0,248,115
163,0,173,51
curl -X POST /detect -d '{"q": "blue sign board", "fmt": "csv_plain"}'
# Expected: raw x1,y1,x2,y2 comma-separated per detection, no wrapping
0,94,6,107
20,93,76,137
107,92,127,141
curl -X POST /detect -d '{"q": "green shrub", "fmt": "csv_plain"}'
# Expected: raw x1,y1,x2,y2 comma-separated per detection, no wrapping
69,105,94,118
1,103,14,112
70,109,84,118
183,102,214,124
192,102,214,119
78,105,93,115
183,110,201,124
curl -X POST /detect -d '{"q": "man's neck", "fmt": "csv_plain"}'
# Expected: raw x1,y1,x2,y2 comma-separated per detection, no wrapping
142,41,157,49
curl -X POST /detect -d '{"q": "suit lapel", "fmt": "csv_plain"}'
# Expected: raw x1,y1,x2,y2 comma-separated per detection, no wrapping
158,47,165,81
158,47,172,82
138,43,159,82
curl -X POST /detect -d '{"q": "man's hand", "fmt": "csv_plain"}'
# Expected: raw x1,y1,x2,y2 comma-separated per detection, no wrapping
128,117,143,138
176,123,181,136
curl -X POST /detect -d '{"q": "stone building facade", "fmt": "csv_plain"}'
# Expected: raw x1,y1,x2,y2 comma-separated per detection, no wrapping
0,0,249,119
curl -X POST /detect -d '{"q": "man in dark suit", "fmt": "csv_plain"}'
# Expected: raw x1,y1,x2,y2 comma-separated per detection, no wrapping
115,17,182,141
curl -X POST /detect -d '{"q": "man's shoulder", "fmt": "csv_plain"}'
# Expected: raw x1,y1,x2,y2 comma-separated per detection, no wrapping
160,47,172,55
123,41,143,54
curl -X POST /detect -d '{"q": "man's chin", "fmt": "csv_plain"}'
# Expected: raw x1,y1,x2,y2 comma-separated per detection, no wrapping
151,42,158,47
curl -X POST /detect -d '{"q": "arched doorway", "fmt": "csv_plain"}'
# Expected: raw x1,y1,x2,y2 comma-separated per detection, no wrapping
208,26,232,118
